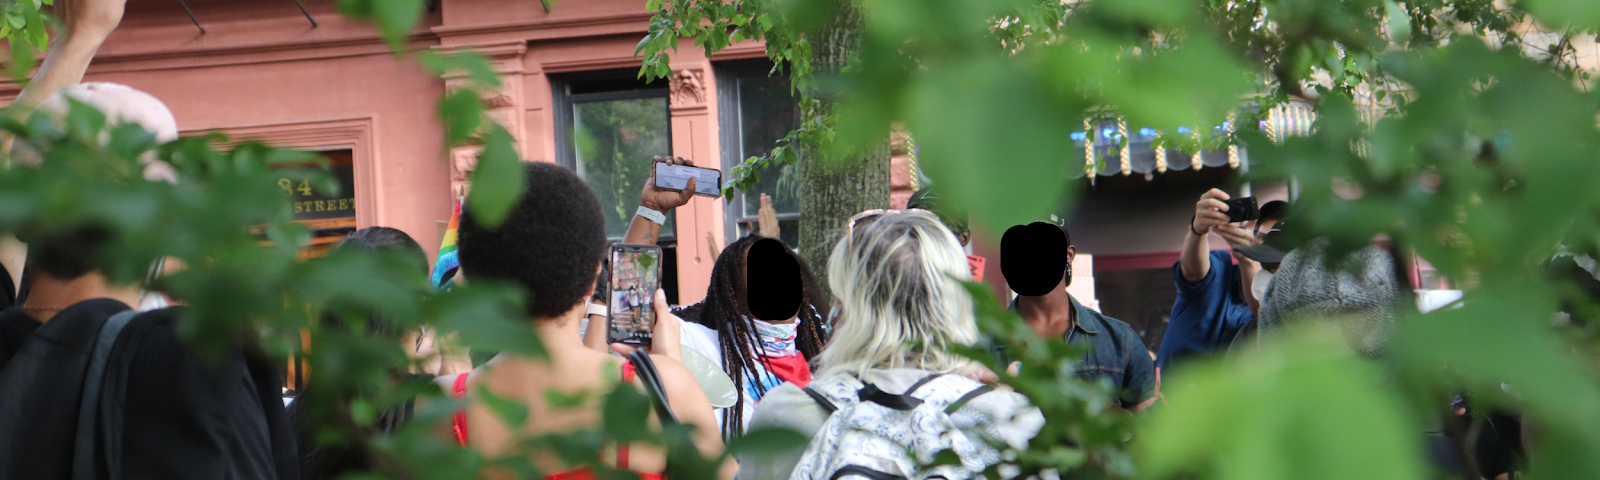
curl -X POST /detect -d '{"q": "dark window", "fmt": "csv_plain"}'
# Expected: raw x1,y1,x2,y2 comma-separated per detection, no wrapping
269,149,357,258
717,61,801,247
553,71,676,240
554,71,680,303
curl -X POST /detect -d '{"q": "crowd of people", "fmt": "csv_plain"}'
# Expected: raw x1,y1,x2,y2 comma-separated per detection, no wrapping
0,2,1539,480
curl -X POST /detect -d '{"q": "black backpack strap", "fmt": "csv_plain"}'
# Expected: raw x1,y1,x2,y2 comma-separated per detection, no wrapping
856,373,948,411
944,384,997,414
904,373,946,396
73,309,138,480
801,386,838,413
830,465,907,480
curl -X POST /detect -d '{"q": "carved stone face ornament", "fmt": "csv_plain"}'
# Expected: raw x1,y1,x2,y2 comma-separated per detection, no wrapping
669,69,705,106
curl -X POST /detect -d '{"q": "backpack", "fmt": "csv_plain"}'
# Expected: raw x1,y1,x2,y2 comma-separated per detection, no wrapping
0,300,297,480
788,372,1032,480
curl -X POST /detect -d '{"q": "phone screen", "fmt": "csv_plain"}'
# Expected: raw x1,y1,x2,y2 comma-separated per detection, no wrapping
655,162,723,197
608,244,662,345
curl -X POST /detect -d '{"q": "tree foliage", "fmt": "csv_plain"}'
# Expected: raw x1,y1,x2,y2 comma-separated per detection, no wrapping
4,0,1600,479
643,0,1600,478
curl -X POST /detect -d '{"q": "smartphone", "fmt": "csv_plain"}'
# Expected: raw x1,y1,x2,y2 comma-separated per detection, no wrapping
607,243,662,345
1222,196,1260,223
655,162,723,197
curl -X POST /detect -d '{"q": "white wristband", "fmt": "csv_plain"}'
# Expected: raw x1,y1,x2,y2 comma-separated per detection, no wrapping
636,206,666,225
586,302,608,318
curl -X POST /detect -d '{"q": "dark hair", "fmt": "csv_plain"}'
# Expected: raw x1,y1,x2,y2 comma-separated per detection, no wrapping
323,227,428,340
459,162,607,319
1260,200,1289,223
25,224,112,280
906,187,969,236
695,234,826,438
293,226,429,480
1001,222,1071,296
338,226,428,275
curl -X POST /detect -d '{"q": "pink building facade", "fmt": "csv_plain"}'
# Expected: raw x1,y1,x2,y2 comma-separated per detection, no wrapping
34,0,917,305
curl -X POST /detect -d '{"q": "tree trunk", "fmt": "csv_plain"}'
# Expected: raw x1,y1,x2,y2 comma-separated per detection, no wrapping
797,1,890,304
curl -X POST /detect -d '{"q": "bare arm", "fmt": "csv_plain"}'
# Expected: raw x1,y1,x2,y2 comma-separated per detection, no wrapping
1,0,127,288
13,0,125,109
583,300,610,353
621,156,696,246
1,236,22,297
1180,188,1233,283
757,193,779,238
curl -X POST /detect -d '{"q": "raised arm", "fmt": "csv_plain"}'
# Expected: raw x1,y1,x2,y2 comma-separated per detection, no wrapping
1180,188,1232,283
3,0,128,293
14,0,125,108
621,156,697,246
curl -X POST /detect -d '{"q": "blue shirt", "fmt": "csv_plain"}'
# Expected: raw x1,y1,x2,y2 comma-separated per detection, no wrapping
1008,295,1156,408
1157,250,1254,370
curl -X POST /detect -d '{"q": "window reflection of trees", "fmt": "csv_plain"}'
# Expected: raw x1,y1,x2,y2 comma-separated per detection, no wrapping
575,97,672,238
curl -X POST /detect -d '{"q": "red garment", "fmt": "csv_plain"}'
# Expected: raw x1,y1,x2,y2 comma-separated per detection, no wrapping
762,353,812,388
452,363,666,480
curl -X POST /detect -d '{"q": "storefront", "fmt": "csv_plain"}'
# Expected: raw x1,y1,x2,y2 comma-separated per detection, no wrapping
29,0,917,305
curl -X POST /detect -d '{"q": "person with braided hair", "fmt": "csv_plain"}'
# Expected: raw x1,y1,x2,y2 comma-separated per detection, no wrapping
677,234,829,439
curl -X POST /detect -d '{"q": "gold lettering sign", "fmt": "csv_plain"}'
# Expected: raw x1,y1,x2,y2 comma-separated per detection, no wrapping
275,162,357,222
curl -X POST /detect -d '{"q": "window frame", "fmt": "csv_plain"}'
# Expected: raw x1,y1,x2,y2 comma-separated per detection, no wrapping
551,69,676,242
715,60,802,245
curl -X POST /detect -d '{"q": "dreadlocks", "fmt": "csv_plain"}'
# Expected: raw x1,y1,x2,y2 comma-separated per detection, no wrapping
694,234,828,439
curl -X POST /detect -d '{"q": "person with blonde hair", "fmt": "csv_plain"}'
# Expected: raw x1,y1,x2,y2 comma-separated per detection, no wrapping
736,210,1041,480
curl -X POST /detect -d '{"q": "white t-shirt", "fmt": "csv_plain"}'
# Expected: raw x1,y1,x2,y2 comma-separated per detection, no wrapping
678,322,753,432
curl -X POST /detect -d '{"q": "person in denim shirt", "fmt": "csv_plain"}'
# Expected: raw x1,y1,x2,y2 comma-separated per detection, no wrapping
1003,222,1157,411
1157,190,1286,373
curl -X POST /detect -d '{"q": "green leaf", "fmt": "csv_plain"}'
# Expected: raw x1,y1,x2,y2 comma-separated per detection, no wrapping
440,90,485,146
8,35,35,83
1383,0,1411,44
464,125,525,229
65,99,109,138
543,389,590,410
431,282,544,358
1525,0,1600,30
475,385,530,429
602,381,652,444
726,426,809,460
1391,290,1600,477
1139,328,1426,480
371,0,424,49
24,16,46,52
905,58,1082,239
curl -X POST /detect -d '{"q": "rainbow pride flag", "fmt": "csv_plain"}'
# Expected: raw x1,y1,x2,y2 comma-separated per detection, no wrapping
430,197,463,289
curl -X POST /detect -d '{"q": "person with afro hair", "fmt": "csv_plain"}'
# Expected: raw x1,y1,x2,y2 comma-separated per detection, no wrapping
445,161,733,479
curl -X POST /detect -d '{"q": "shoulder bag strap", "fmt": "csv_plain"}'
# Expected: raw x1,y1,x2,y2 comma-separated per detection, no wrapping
73,309,139,480
624,350,678,425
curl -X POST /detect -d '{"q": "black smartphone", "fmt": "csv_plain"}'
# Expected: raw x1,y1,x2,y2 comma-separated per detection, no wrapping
1222,196,1260,223
607,243,662,345
654,162,723,197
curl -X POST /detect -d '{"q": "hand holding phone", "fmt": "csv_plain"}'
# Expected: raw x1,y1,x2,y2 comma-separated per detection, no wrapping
608,244,663,345
655,161,723,197
641,156,698,213
608,289,683,362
